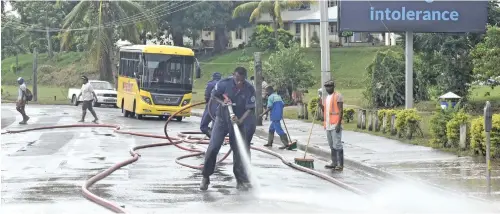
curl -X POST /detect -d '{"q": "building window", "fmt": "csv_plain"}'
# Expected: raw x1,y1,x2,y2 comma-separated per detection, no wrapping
295,23,301,34
236,28,243,40
328,0,338,8
283,23,290,31
329,23,337,34
289,2,310,11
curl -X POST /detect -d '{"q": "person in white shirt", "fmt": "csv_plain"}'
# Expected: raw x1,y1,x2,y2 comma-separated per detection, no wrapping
77,76,99,123
318,80,344,171
16,77,30,124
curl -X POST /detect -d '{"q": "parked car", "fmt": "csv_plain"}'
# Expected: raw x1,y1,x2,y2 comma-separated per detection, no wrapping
68,80,118,107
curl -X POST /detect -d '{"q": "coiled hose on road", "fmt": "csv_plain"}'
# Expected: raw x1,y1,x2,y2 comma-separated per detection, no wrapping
1,101,366,214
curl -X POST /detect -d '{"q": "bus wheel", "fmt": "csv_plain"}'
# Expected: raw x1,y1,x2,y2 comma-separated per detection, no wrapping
175,116,183,122
122,101,129,117
132,101,139,119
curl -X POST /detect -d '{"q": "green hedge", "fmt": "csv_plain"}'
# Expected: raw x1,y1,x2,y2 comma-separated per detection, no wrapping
446,110,470,149
470,114,500,158
307,97,354,123
395,109,423,139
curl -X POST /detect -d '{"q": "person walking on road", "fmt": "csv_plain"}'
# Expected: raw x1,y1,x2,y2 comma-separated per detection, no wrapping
200,72,222,138
200,67,256,191
261,86,295,150
318,80,344,171
78,76,99,123
260,77,269,120
16,77,30,124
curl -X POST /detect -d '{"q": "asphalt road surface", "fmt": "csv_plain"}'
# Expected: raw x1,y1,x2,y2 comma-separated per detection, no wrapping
1,104,377,213
2,104,499,214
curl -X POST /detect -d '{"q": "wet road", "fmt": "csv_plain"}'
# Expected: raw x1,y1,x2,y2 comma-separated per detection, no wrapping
1,104,375,213
2,104,500,213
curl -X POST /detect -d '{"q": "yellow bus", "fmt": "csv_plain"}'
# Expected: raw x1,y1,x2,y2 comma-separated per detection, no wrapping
116,45,201,121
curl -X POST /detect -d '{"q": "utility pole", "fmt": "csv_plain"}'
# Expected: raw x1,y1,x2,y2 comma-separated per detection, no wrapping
254,52,263,126
33,47,38,102
405,32,414,109
484,101,492,197
319,0,331,102
46,10,53,58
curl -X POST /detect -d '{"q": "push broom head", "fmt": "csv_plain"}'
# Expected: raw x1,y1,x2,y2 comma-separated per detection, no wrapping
294,157,314,169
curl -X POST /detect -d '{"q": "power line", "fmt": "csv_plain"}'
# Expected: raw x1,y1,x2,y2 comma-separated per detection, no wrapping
3,1,201,33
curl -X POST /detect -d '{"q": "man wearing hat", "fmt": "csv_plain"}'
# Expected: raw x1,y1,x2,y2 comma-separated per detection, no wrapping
318,80,344,171
77,76,99,123
200,72,222,137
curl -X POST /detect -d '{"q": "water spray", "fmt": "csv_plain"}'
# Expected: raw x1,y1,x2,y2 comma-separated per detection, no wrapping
226,103,260,191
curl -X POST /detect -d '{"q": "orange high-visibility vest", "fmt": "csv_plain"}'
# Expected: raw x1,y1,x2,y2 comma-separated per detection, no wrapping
323,93,340,128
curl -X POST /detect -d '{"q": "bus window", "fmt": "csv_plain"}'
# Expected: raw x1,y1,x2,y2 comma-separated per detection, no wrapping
143,54,194,89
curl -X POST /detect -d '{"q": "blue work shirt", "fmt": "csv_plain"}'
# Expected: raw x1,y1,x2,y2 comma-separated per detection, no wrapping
204,79,219,102
211,77,256,119
267,93,284,121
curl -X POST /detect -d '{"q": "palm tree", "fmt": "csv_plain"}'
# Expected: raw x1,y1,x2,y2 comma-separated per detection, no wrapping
60,0,155,82
232,0,312,41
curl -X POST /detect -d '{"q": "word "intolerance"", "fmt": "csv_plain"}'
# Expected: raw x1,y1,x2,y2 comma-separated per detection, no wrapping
370,7,459,21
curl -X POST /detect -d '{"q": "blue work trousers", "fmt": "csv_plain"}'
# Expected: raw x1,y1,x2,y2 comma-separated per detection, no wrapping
202,116,251,183
269,120,285,136
200,101,217,134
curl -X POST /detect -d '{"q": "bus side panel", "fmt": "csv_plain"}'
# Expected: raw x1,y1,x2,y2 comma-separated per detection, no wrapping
118,76,138,113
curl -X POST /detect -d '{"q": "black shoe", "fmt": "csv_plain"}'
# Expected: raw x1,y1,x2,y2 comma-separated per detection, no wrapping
200,177,210,191
325,163,336,169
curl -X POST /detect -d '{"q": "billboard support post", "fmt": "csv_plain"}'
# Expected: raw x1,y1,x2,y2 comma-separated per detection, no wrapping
405,31,413,109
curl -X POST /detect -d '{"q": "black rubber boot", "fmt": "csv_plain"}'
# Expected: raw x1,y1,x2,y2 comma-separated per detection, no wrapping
236,181,252,191
263,133,273,147
325,149,337,169
335,149,344,171
278,134,289,149
200,177,210,191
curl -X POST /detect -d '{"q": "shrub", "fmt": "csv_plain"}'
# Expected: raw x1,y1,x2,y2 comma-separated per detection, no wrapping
249,25,294,50
470,114,500,158
308,97,322,120
395,109,423,139
10,64,18,73
343,108,355,123
429,106,457,148
446,110,470,149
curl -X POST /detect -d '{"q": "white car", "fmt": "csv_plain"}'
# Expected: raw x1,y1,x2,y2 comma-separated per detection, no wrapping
68,80,117,107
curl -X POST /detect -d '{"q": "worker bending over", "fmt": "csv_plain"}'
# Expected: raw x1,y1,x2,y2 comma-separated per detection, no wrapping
318,80,344,171
261,86,295,150
200,72,222,138
200,67,256,191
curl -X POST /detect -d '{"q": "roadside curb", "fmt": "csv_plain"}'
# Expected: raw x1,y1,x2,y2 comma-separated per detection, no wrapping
191,111,491,202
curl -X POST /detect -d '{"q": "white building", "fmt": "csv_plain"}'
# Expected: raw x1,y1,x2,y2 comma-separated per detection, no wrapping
229,0,398,49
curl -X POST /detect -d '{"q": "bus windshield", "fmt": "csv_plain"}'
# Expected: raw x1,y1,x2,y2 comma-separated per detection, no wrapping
142,54,194,90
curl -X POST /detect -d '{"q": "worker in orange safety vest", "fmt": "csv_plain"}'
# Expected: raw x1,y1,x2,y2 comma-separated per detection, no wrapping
318,80,344,171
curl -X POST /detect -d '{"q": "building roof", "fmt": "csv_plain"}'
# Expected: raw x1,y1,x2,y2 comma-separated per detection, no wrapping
439,92,462,99
293,6,338,23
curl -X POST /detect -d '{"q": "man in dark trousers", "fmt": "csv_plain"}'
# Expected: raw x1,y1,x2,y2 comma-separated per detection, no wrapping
200,72,222,137
200,67,256,191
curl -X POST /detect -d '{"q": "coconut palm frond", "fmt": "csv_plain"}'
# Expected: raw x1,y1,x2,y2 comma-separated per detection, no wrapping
114,0,156,33
61,0,91,30
274,1,284,28
233,1,260,18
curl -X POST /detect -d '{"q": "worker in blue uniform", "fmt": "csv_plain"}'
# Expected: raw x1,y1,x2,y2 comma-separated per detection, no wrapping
200,72,222,137
200,67,256,191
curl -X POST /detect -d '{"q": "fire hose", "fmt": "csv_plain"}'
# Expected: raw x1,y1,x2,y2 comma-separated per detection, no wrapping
1,101,366,214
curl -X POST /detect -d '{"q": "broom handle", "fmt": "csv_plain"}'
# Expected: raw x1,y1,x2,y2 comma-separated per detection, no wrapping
303,108,317,159
282,117,293,145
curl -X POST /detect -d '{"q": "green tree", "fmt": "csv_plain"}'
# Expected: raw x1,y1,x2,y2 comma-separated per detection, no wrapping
232,0,311,41
364,48,429,108
60,0,155,82
472,25,500,88
263,42,315,99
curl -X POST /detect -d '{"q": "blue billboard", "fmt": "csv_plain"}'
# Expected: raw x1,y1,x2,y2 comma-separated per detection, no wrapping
339,1,488,33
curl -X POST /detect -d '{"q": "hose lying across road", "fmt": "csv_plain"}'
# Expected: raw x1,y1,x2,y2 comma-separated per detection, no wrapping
1,101,366,214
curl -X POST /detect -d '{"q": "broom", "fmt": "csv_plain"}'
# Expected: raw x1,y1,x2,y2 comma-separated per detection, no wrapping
281,117,297,150
294,108,318,169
